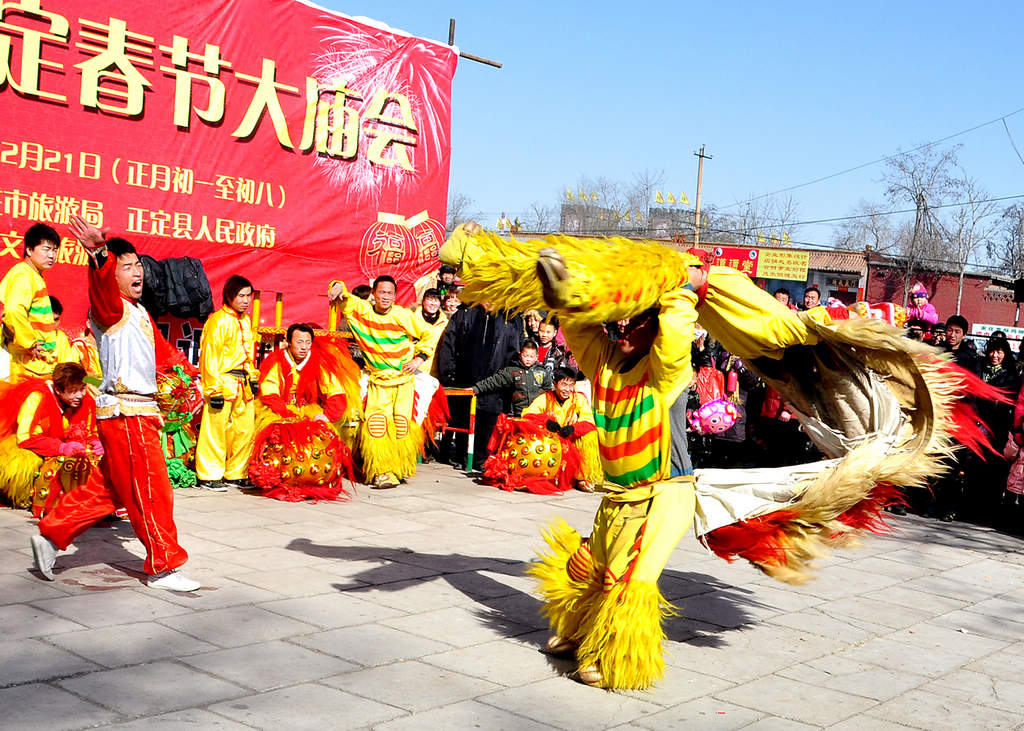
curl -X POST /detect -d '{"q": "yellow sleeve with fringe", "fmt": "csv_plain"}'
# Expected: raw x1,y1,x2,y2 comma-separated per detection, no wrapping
698,266,822,360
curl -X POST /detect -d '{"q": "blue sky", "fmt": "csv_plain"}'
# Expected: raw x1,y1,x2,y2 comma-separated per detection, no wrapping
323,1,1024,249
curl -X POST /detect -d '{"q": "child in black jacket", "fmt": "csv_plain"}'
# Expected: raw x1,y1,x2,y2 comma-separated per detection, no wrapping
473,340,552,416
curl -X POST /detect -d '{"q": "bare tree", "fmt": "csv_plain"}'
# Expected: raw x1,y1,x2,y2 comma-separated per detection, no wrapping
933,174,998,313
883,145,961,303
989,203,1024,278
446,191,479,235
706,195,801,246
832,200,897,253
525,201,557,233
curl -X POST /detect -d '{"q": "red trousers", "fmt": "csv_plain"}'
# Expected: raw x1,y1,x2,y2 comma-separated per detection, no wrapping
39,415,188,575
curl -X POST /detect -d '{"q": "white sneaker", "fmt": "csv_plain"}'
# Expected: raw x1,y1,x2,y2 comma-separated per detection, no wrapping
30,535,57,580
146,570,201,592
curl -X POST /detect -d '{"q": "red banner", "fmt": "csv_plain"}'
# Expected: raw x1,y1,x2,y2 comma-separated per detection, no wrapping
0,0,458,333
708,246,759,278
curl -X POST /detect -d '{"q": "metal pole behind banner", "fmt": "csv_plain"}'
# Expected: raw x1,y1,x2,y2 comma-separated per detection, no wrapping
448,18,502,68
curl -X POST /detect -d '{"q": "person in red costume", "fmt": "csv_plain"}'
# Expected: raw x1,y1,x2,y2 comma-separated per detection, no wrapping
256,323,358,429
0,362,102,514
30,215,200,592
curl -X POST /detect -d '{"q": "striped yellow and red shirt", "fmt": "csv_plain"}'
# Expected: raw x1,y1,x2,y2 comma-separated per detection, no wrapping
564,288,698,489
0,261,58,379
336,284,438,386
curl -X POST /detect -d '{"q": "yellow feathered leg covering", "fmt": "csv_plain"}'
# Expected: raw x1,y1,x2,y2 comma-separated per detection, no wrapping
577,431,604,486
530,481,695,690
358,378,424,483
0,435,44,509
358,419,423,482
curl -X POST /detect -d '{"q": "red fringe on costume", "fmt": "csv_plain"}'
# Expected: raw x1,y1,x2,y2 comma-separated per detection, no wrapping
835,484,905,533
248,419,355,503
703,509,800,568
940,361,1012,457
421,386,450,445
482,413,583,495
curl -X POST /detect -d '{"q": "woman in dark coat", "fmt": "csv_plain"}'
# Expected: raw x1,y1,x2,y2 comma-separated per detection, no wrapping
975,338,1022,523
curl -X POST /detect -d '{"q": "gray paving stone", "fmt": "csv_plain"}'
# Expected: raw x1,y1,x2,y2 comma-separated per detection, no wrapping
665,624,844,683
900,573,1006,603
262,591,406,628
97,707,252,729
32,589,187,628
843,554,943,581
47,621,216,667
58,661,246,716
0,637,99,685
826,716,909,731
179,639,357,690
922,668,1024,714
939,557,1024,594
0,602,87,639
232,565,364,597
189,526,295,550
716,674,875,726
861,584,968,615
207,682,405,729
962,593,1024,620
373,699,559,731
813,594,936,629
324,557,440,587
481,676,662,730
382,605,534,647
882,546,979,571
620,666,736,707
765,607,902,643
631,695,763,730
0,547,31,573
865,687,1021,730
290,623,451,666
964,640,1024,677
776,654,928,701
886,621,1008,659
218,546,326,571
0,572,70,603
779,564,902,599
324,659,502,711
676,589,782,628
421,639,562,686
159,605,319,647
831,636,972,678
741,719,820,731
478,590,548,630
0,682,119,730
345,575,481,612
149,575,286,610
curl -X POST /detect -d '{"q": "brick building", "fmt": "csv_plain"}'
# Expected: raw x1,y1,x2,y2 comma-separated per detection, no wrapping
865,257,1020,335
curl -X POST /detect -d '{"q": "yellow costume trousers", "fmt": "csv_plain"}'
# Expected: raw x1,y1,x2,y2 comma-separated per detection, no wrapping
530,478,695,689
196,396,255,481
359,379,423,482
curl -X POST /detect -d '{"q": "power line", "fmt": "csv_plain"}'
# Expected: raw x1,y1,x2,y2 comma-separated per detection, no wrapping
719,105,1024,210
1004,118,1024,168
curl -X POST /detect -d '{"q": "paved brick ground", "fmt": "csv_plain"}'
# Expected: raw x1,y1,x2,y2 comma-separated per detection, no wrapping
2,461,1022,730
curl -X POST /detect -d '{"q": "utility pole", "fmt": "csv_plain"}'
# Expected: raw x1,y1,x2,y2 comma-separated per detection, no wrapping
693,145,712,246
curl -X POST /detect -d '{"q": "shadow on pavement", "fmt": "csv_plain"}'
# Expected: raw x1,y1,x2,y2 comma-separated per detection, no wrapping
29,518,148,587
285,538,754,655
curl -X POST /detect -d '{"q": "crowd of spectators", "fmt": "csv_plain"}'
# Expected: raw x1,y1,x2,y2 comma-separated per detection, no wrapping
425,271,1024,537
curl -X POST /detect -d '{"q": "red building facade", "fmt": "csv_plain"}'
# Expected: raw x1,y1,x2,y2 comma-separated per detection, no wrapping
866,261,1020,332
